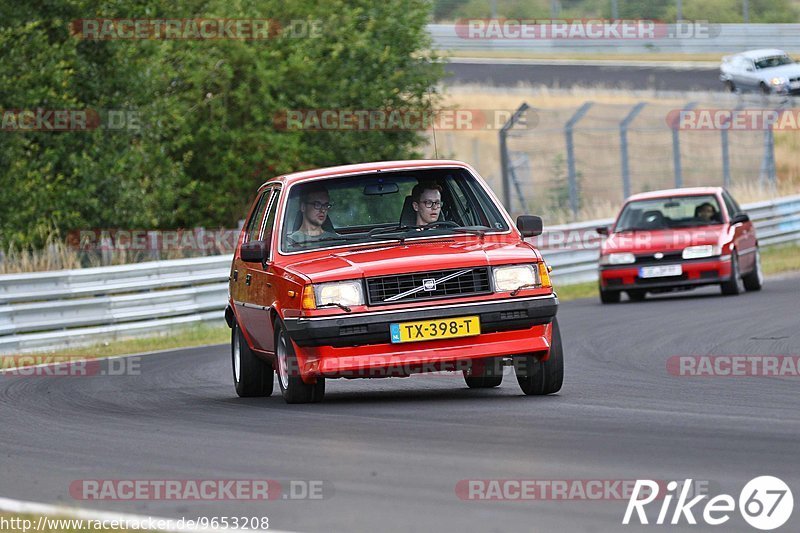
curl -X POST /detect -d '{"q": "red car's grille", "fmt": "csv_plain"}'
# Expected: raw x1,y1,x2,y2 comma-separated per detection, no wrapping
634,252,683,265
366,267,491,305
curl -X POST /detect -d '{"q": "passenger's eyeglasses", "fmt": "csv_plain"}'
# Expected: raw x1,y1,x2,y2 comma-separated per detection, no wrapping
420,200,443,209
305,201,333,211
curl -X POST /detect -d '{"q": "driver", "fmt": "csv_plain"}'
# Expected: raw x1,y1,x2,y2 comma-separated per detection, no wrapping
288,184,339,244
694,202,717,222
411,182,443,226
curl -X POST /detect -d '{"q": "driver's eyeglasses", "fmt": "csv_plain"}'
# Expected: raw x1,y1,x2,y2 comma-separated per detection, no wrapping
305,201,333,211
421,200,443,209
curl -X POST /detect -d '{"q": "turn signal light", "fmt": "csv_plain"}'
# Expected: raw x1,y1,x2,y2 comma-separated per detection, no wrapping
301,285,316,310
538,262,552,288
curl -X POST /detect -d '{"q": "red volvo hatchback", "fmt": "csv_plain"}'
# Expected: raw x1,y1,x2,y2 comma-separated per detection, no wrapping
597,187,762,303
225,160,563,403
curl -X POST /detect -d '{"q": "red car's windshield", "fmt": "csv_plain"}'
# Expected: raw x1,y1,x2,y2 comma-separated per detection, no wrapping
614,195,723,232
280,168,509,253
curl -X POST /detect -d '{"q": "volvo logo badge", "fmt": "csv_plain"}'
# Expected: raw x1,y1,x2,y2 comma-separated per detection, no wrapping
654,252,664,259
422,279,437,291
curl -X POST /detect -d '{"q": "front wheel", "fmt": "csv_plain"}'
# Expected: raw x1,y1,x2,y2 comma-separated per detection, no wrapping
724,80,736,93
600,286,621,304
742,249,763,291
463,357,503,388
232,322,274,397
515,319,564,395
720,253,744,295
275,320,325,404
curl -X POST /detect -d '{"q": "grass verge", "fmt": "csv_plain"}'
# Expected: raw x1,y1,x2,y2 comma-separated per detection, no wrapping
553,242,800,302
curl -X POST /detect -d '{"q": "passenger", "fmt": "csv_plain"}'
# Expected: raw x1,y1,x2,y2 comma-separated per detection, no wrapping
694,202,717,223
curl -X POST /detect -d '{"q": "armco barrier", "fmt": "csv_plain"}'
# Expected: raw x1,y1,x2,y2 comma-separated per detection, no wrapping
0,195,798,353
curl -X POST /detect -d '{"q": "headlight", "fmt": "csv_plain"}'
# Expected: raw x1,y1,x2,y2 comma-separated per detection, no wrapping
771,77,788,86
599,252,635,265
312,280,365,308
493,264,538,292
682,245,719,259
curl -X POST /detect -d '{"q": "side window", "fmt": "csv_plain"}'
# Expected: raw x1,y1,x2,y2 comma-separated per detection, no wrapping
246,191,271,242
722,191,740,218
261,188,281,241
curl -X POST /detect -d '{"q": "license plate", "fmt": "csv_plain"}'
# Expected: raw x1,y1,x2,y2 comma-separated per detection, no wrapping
639,264,682,278
790,81,800,89
390,316,480,344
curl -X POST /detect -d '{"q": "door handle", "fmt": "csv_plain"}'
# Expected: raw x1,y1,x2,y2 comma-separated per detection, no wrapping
245,273,252,286
232,270,238,282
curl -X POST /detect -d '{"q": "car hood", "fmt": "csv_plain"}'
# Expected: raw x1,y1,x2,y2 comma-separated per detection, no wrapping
283,238,539,283
758,64,800,79
602,226,726,254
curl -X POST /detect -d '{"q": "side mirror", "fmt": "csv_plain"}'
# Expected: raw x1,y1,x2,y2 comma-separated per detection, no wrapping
596,226,609,236
731,213,750,224
241,240,270,264
516,215,543,237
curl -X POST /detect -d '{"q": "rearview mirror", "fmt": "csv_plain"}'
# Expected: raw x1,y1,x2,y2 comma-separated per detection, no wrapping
517,215,543,237
241,240,270,264
364,181,399,195
731,213,750,224
596,226,609,236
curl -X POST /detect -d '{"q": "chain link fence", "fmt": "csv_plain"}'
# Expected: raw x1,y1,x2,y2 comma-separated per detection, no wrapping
499,95,786,221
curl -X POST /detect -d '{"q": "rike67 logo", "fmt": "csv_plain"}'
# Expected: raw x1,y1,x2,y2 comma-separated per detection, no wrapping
623,476,793,530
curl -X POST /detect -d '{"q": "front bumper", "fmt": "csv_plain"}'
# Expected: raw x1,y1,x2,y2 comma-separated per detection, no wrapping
599,256,731,291
284,294,558,378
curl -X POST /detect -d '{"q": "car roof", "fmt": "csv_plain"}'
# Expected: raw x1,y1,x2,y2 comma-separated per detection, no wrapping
260,160,472,190
735,49,788,60
625,187,723,202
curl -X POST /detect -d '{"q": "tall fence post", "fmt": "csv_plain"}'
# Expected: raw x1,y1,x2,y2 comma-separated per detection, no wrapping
760,121,776,189
565,102,593,219
499,103,529,211
672,101,697,188
619,102,646,200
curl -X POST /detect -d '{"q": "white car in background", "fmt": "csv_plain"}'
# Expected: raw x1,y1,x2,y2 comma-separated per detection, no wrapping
720,49,800,95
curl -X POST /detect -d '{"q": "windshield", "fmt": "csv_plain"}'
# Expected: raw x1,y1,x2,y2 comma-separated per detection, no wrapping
614,195,723,232
755,55,794,69
280,168,509,252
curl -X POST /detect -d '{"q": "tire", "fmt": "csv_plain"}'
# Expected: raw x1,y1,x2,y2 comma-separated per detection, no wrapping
720,253,744,296
599,286,621,304
724,80,736,93
231,322,274,397
743,249,763,292
627,289,646,302
515,318,564,396
275,319,325,404
463,357,503,388
760,82,771,95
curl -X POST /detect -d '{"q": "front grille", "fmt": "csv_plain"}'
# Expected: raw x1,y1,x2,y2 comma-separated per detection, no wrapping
634,252,683,265
635,273,688,284
366,267,491,305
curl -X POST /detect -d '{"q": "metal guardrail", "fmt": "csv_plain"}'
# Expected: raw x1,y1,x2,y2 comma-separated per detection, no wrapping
429,23,800,54
0,195,798,353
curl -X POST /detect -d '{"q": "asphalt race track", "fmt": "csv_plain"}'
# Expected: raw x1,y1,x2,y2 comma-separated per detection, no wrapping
445,60,721,91
2,275,799,532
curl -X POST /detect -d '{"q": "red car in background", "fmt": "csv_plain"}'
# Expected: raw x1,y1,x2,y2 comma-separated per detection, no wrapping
597,187,763,303
226,160,563,403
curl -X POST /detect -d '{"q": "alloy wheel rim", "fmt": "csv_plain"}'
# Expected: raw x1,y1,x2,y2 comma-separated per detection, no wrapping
278,332,289,390
233,329,241,382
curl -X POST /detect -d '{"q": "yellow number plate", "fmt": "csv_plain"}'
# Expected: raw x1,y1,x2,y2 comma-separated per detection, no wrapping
390,316,481,343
